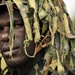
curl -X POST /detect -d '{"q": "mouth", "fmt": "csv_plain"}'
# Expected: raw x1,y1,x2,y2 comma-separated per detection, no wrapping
2,47,19,57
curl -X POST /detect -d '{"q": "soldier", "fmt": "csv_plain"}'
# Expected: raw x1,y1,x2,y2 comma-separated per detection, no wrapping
0,0,75,75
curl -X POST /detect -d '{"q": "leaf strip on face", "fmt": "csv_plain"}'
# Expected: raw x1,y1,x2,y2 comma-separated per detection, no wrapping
6,1,14,58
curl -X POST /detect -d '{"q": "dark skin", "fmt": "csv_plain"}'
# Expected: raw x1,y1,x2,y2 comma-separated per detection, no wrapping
0,5,45,75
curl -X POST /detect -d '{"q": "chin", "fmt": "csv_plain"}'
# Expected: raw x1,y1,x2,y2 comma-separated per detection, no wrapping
5,56,29,67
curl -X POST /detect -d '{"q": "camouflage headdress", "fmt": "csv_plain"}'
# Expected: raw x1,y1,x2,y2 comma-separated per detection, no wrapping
0,0,75,75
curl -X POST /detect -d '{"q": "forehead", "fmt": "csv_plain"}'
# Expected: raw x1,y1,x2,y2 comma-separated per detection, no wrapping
0,4,23,21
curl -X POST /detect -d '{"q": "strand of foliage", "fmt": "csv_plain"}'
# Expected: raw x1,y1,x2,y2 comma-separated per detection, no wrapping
6,1,14,58
28,0,40,43
13,0,33,41
0,0,75,75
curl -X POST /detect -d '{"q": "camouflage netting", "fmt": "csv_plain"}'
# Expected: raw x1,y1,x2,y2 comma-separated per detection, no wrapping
0,0,75,75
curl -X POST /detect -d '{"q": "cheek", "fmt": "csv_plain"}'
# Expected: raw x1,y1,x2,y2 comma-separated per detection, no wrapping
14,27,25,41
0,35,3,48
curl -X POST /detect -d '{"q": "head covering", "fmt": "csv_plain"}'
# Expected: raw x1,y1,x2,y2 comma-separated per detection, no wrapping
0,0,75,75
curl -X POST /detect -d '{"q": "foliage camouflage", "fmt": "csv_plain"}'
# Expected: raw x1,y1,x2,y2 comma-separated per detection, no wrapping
0,0,75,75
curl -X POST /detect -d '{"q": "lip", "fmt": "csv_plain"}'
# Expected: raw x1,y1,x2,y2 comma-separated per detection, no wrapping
2,47,19,57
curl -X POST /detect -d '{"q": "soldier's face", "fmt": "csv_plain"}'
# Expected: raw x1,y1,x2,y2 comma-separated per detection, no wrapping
0,6,35,66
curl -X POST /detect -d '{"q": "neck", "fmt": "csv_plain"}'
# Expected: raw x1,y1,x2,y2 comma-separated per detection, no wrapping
16,50,45,75
16,66,36,75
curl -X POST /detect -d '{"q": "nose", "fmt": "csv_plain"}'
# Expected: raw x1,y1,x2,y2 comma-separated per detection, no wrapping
2,33,9,42
2,27,9,42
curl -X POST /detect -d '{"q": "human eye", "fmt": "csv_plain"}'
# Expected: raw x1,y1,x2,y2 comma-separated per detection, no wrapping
14,24,23,29
14,20,24,29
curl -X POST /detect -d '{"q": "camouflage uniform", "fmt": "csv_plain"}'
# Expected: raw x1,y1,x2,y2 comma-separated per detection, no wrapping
0,0,75,75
